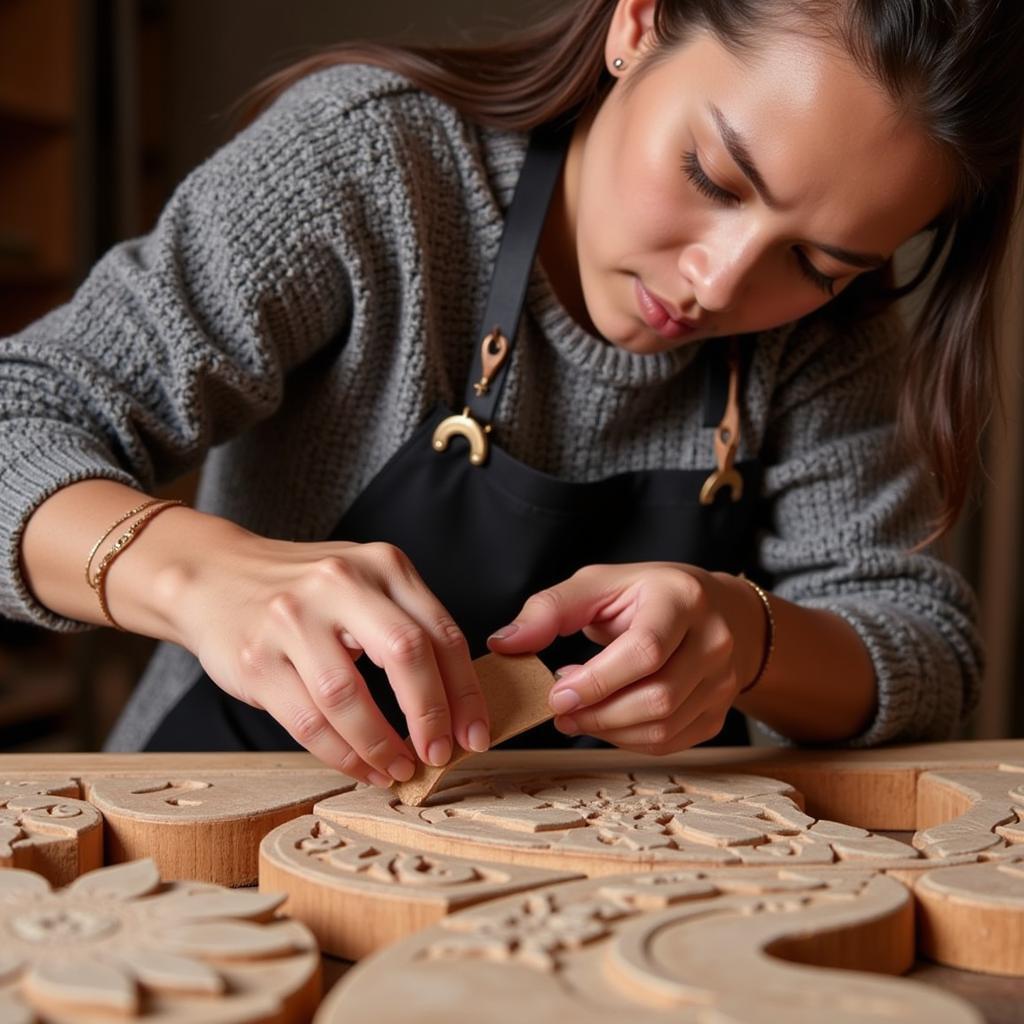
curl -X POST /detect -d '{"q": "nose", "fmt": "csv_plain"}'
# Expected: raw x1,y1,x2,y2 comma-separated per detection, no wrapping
677,234,759,314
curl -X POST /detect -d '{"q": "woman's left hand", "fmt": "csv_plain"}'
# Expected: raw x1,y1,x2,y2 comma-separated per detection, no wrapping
486,563,765,754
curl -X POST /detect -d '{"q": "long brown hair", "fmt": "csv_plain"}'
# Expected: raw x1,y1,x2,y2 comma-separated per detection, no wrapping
238,0,1024,539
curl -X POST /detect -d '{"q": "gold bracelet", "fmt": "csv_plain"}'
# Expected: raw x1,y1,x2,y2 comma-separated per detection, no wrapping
89,500,186,630
85,499,164,586
737,573,775,694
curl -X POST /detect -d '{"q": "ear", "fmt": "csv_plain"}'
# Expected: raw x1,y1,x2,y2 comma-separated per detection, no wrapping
605,0,658,73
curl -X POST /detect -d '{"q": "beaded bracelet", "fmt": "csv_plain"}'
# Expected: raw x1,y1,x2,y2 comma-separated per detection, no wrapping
737,574,775,694
88,500,186,630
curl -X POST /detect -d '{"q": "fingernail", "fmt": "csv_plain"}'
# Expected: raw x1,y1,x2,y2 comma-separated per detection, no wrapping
553,667,582,685
550,688,581,714
555,716,579,736
488,623,519,641
467,719,490,753
388,756,416,782
427,736,452,767
367,770,393,788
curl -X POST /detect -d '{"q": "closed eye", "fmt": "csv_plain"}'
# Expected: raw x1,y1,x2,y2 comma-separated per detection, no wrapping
682,150,739,207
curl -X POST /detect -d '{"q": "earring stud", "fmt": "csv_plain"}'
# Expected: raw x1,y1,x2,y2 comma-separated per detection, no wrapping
612,57,626,71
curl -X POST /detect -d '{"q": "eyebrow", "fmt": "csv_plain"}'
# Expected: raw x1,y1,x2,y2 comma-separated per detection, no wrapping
706,102,888,271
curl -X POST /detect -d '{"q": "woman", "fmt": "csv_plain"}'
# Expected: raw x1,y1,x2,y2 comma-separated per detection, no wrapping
3,0,1021,786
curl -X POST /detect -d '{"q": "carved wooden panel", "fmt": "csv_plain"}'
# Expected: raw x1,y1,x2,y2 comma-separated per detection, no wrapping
259,814,581,959
315,868,983,1024
0,858,320,1022
0,742,1021,1020
314,769,965,877
82,772,357,886
0,779,101,887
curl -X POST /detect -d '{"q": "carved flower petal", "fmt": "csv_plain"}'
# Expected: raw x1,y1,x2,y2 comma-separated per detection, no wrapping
0,870,50,901
0,994,33,1024
64,859,161,902
160,921,304,960
0,955,26,984
117,950,225,995
22,958,138,1015
0,825,25,861
151,888,284,923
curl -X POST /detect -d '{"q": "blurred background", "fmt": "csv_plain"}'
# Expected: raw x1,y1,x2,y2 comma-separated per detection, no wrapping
0,0,1021,751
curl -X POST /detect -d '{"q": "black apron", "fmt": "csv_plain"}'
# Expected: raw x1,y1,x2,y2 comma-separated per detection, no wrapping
145,122,763,753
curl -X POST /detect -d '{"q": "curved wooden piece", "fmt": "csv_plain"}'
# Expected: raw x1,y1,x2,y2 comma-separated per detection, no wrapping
259,814,580,960
315,770,932,877
915,861,1024,975
83,772,355,886
0,780,101,886
315,869,980,1024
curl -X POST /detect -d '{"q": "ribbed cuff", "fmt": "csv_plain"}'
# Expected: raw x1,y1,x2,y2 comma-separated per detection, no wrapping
1,439,139,631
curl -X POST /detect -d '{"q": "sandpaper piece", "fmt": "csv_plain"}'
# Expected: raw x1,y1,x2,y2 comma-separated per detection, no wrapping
394,653,556,806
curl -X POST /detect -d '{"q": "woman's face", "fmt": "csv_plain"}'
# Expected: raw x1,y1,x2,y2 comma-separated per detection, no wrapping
561,2,955,354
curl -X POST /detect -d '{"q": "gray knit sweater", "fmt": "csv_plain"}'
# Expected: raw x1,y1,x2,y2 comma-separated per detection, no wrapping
0,65,981,750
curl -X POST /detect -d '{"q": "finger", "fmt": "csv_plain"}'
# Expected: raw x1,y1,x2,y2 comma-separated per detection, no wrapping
547,592,689,714
255,664,394,787
383,579,491,755
586,706,727,755
552,651,698,736
339,588,456,767
486,568,624,654
285,631,417,784
569,671,734,751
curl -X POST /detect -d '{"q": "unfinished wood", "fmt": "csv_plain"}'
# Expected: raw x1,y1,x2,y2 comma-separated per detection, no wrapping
915,766,1024,859
915,862,1024,976
317,769,936,877
0,778,101,886
316,868,981,1024
0,857,320,1022
82,772,356,887
394,653,556,806
259,814,581,960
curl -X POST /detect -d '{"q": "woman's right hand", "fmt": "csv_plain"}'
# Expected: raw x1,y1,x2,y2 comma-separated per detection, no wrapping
147,516,492,787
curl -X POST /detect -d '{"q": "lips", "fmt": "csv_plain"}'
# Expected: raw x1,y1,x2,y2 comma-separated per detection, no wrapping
634,278,699,339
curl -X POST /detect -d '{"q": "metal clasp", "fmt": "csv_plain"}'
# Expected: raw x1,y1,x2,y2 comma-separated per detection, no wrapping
472,327,510,396
432,329,509,466
700,342,744,505
432,406,493,466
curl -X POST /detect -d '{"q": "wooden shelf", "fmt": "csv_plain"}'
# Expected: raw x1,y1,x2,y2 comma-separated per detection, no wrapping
0,0,84,333
0,0,77,123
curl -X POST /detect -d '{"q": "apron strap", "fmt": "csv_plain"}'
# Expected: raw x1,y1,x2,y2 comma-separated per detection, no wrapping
462,122,572,422
700,338,745,505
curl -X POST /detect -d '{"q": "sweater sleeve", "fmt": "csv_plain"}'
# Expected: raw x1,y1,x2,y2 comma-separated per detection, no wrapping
753,309,982,745
0,76,378,631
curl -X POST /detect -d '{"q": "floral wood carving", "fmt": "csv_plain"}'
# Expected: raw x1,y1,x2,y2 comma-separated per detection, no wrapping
259,815,580,960
0,858,320,1022
315,770,949,876
0,780,101,887
316,868,982,1024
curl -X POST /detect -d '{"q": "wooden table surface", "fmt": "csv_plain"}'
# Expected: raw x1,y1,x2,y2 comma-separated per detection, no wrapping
4,742,1024,1021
